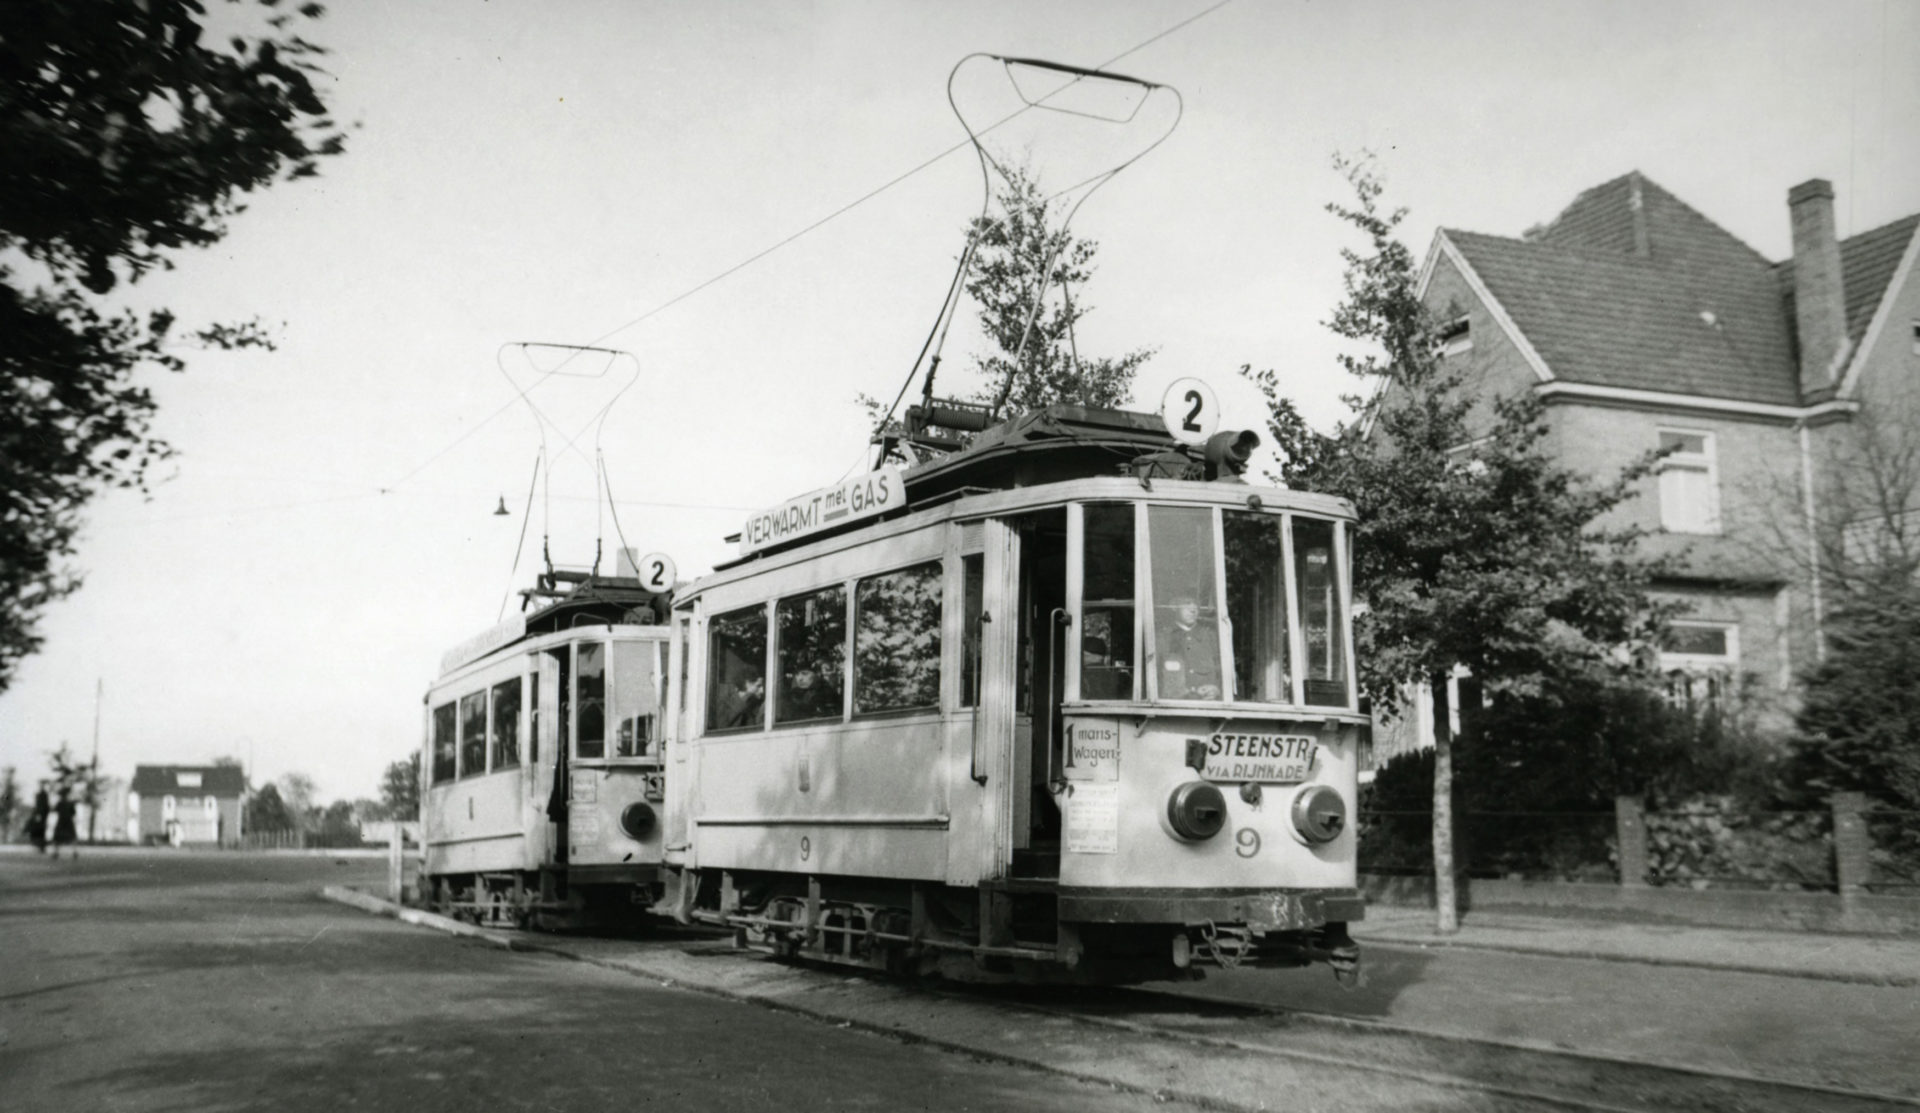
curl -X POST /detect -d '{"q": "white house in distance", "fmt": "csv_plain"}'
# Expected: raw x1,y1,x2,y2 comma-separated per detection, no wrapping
128,765,247,846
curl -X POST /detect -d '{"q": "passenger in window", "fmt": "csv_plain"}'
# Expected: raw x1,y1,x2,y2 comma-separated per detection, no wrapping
1158,597,1221,700
718,675,765,729
782,666,838,721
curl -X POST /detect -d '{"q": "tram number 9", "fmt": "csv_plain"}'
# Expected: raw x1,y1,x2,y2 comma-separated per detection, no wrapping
1234,827,1261,858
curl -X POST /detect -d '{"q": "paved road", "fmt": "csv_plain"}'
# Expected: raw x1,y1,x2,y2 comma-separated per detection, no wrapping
0,850,1169,1113
1176,936,1920,1096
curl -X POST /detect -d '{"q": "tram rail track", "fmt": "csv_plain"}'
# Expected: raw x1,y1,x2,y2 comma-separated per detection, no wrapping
333,888,1915,1113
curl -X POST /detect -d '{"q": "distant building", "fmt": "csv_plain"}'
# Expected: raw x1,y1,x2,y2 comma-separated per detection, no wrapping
129,765,248,847
80,774,129,843
1378,172,1920,763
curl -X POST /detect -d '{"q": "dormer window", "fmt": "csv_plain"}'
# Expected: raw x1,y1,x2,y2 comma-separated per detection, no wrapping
1437,316,1472,357
176,771,202,788
1657,429,1720,534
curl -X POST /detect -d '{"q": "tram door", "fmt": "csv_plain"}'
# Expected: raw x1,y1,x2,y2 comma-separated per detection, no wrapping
1012,509,1067,877
539,646,572,864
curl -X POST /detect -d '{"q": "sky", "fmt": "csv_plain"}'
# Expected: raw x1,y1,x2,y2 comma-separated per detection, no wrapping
3,0,1916,804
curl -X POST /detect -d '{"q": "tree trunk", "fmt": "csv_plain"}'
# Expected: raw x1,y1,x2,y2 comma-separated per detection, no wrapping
1430,670,1459,934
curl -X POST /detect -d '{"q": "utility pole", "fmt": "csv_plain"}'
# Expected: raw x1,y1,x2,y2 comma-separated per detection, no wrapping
87,677,102,843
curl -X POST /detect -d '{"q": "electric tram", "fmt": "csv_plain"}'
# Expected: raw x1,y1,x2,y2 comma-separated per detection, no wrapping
420,342,679,926
421,561,674,926
657,404,1366,982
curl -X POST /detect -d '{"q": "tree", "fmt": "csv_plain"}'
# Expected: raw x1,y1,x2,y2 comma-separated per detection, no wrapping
964,168,1152,417
276,771,318,829
379,758,420,822
866,167,1152,456
47,741,106,821
1253,155,1671,931
245,782,293,833
0,1,345,691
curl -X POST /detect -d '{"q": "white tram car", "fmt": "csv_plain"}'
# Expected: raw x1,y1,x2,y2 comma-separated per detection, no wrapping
422,570,673,926
660,405,1365,982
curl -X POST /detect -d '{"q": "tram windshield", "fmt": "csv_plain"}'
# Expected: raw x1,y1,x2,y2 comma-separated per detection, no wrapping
1081,502,1349,708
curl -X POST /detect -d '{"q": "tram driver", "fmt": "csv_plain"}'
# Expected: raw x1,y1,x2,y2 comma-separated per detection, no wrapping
1157,596,1221,700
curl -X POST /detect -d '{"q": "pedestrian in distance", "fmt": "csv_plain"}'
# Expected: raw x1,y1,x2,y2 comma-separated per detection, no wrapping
50,789,78,860
27,782,50,854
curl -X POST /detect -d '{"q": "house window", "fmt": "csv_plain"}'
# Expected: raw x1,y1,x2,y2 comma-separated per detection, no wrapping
1438,316,1472,357
1657,430,1720,534
163,795,177,819
1660,621,1738,710
176,771,202,788
204,796,219,818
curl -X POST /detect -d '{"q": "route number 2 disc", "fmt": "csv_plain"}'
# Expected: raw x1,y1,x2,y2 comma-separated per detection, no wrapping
1160,378,1219,446
636,552,676,593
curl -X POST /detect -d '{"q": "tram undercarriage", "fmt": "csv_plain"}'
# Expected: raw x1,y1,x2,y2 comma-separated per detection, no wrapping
423,867,664,932
662,868,1361,985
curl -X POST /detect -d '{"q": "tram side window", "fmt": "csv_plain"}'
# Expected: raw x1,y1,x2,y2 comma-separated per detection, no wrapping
707,605,768,732
776,585,847,725
1293,517,1349,706
960,554,983,708
527,673,539,764
491,677,521,769
576,641,607,758
431,702,457,784
458,691,487,777
1081,503,1136,700
1148,505,1223,701
1224,510,1292,703
854,562,942,715
612,641,661,757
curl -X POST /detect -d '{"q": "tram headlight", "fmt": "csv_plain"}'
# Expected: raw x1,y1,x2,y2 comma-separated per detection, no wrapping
620,802,656,840
1166,781,1228,841
1290,785,1347,845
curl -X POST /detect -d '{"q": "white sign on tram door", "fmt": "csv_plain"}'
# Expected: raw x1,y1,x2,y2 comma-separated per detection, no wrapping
1063,718,1120,782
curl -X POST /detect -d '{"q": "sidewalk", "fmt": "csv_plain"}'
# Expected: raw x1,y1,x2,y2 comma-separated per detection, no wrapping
1355,903,1920,986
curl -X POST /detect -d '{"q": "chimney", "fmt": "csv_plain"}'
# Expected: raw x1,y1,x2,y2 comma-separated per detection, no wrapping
1788,179,1848,399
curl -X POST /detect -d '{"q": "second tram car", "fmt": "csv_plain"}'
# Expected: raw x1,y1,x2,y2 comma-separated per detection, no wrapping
659,405,1365,983
422,568,673,926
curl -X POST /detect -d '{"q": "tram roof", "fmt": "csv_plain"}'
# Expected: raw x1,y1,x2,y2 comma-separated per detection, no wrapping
708,403,1352,577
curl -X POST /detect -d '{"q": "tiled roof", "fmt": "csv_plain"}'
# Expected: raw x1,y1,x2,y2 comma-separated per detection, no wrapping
1448,230,1801,405
1445,172,1916,406
129,764,248,796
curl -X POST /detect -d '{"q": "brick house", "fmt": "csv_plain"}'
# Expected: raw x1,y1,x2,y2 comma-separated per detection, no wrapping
1384,172,1920,756
129,765,248,846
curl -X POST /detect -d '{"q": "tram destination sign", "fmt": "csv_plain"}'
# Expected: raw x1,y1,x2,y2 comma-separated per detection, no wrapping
1203,732,1317,783
439,613,527,675
739,465,904,556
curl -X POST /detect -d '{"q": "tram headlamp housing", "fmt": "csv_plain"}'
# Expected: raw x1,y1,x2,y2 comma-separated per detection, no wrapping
620,802,656,840
1204,429,1259,480
1167,781,1228,841
1290,785,1347,845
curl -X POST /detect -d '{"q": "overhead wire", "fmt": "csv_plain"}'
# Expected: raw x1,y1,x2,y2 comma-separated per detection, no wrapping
377,0,1235,498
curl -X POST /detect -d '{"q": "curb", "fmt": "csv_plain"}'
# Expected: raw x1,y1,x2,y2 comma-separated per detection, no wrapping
1358,930,1920,988
318,885,538,951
